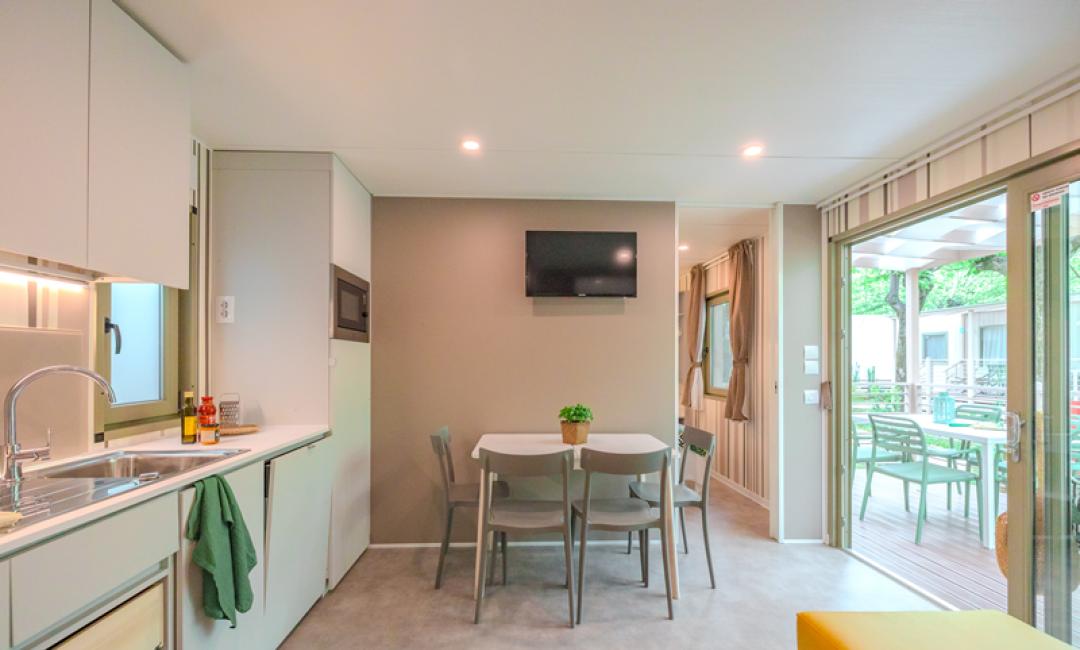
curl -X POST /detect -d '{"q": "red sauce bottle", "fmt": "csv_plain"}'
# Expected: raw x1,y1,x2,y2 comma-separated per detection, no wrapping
197,396,220,445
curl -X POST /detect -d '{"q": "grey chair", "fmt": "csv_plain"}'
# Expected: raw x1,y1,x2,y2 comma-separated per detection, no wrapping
574,447,673,623
430,427,509,589
626,425,717,589
474,448,575,627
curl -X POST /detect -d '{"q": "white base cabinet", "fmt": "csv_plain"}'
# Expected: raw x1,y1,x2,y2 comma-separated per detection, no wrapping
263,441,332,649
177,461,265,649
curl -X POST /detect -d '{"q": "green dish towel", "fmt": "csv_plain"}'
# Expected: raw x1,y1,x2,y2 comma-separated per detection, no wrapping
185,475,258,628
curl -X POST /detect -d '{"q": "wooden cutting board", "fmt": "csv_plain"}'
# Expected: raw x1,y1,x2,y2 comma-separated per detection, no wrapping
220,424,259,436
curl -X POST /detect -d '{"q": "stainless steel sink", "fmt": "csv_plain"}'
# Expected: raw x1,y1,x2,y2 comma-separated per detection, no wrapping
0,449,250,532
34,449,248,482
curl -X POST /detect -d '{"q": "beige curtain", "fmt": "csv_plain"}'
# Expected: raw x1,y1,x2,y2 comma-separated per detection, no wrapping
681,265,706,411
725,240,754,421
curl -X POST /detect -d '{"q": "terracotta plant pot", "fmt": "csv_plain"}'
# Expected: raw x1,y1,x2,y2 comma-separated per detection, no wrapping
560,421,590,445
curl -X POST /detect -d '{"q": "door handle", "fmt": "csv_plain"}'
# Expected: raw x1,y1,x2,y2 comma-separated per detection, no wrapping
1004,411,1024,463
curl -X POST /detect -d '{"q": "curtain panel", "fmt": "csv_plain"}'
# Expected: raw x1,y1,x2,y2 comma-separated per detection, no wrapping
681,265,706,411
725,240,754,421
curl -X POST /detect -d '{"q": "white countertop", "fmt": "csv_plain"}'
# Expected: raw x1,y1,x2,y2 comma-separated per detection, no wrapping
0,424,330,558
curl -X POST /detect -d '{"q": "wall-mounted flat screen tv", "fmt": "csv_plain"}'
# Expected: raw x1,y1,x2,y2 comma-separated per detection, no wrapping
525,231,637,297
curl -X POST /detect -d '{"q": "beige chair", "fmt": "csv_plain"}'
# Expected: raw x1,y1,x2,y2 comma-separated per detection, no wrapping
474,448,575,627
430,427,509,589
573,447,673,622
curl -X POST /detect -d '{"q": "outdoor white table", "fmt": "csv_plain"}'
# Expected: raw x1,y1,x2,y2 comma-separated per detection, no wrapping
470,433,681,600
855,412,1006,549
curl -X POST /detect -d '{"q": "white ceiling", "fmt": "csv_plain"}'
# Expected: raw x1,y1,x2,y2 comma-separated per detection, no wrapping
122,0,1080,204
678,207,769,272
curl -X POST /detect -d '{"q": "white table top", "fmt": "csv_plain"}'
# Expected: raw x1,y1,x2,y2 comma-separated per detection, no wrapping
854,412,1007,444
470,433,670,459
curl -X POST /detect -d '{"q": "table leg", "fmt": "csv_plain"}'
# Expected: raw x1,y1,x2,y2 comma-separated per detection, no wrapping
662,457,681,599
981,441,995,550
474,468,489,600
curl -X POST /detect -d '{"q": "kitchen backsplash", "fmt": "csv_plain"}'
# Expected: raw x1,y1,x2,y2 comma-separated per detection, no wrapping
0,274,91,459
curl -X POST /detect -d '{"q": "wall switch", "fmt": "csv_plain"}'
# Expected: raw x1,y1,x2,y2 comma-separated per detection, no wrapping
803,345,819,361
804,359,820,375
803,389,819,405
216,296,235,323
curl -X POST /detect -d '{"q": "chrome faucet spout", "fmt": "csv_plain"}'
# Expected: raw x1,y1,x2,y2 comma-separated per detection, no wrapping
2,365,116,483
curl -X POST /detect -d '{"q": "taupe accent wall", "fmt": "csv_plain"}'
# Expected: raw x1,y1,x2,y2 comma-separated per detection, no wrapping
371,198,678,544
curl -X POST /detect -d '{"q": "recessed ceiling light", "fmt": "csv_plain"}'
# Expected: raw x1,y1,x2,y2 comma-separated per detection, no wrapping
742,144,764,158
461,138,481,152
678,244,689,251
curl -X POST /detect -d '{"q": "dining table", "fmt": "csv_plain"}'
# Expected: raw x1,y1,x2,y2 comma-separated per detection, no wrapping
470,433,681,600
853,412,1007,549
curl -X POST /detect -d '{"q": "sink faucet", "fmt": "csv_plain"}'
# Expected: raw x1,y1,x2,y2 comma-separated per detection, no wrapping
2,365,116,483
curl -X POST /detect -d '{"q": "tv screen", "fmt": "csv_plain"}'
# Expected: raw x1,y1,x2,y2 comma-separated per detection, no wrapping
525,231,637,297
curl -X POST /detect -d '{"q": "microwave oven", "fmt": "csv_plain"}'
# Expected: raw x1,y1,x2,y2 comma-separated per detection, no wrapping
331,265,370,342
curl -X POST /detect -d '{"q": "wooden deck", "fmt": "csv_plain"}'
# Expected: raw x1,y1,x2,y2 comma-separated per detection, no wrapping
851,466,1007,611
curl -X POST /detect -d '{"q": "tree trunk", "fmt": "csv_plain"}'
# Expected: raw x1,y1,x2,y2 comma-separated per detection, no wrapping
885,272,906,382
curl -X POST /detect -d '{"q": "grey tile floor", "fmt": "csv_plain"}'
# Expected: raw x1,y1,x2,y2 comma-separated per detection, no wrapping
283,480,936,649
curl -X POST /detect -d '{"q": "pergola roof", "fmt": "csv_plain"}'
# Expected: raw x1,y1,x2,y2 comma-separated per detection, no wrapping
852,194,1005,272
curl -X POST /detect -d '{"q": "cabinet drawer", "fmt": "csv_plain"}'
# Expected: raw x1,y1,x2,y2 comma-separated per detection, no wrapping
55,582,164,650
11,494,177,645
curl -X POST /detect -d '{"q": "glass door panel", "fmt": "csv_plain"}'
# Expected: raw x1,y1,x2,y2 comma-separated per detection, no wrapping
1009,157,1080,644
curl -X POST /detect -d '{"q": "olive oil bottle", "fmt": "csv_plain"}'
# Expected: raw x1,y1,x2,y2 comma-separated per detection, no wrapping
181,392,197,444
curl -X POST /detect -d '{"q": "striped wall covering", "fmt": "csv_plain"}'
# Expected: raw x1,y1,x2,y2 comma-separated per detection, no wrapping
823,86,1080,237
679,239,768,506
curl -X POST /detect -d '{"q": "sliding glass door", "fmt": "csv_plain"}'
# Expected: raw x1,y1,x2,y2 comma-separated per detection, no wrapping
1006,154,1080,644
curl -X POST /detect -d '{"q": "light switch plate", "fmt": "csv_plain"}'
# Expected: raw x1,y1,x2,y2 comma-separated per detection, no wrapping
804,359,820,375
216,296,235,323
803,389,819,405
803,345,820,361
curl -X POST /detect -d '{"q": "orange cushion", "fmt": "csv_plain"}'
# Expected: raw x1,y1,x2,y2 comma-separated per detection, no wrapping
797,611,1070,650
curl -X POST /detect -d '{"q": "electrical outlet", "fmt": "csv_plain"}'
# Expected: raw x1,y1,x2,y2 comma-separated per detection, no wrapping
216,296,235,323
803,389,819,405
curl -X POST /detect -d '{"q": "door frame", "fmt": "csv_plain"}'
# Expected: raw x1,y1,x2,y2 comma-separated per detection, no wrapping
824,140,1080,616
1005,153,1080,627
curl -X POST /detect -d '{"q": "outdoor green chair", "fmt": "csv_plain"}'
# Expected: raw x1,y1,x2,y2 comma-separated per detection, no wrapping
859,414,984,545
850,417,901,496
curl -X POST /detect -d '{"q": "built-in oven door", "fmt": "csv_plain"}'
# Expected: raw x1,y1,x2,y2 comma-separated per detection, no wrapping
332,265,369,342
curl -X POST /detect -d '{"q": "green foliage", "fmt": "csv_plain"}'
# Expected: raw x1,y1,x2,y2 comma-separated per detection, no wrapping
851,254,1007,317
559,403,593,423
919,254,1007,311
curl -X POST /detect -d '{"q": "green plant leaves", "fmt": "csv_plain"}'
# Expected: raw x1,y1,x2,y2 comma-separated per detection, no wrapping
558,403,593,423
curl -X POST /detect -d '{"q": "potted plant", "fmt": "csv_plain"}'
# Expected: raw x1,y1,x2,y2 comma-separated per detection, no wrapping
559,403,593,444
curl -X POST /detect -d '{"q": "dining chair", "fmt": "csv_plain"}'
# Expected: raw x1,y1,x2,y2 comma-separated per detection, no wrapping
474,448,575,627
850,416,901,499
574,447,672,622
430,427,509,589
626,425,716,589
859,414,983,544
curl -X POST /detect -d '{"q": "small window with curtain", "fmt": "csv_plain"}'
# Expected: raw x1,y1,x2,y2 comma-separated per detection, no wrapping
705,293,733,396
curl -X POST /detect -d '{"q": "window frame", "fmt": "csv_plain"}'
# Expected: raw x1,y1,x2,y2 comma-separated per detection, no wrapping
94,282,180,430
704,291,733,398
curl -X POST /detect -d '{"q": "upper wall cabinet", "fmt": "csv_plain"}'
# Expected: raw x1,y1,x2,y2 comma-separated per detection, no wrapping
0,1,190,288
89,0,190,288
0,0,91,268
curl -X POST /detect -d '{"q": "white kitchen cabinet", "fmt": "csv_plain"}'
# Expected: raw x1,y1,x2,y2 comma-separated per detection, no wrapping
0,0,90,268
88,0,191,288
0,560,9,650
10,493,177,646
263,441,332,648
177,461,265,650
213,152,372,591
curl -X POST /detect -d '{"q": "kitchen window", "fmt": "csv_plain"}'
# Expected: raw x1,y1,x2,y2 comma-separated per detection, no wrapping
94,206,199,438
704,293,734,396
